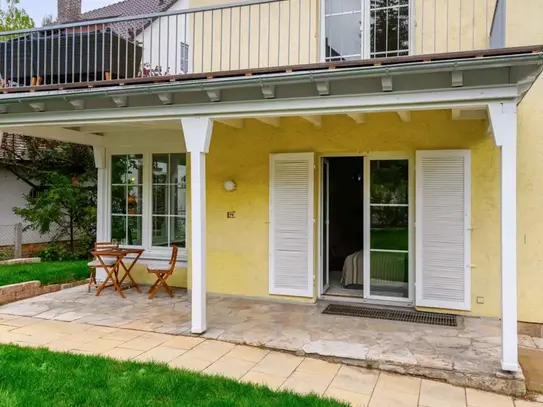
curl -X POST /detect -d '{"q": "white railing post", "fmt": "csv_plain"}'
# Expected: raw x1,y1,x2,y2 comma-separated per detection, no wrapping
181,117,213,334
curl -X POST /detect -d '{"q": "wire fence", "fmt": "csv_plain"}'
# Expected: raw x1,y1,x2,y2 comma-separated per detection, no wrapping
0,223,56,260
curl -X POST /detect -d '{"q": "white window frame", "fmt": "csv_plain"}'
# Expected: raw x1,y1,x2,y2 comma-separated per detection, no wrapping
150,153,187,250
363,152,414,304
319,0,415,62
105,149,188,262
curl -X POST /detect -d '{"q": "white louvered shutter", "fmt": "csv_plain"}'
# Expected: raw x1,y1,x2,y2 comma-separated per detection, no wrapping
269,153,314,297
416,150,471,310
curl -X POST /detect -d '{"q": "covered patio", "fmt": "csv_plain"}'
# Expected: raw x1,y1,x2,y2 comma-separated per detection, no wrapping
0,285,524,396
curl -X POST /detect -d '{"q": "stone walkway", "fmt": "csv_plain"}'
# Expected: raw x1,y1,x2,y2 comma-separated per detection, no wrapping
0,314,540,407
0,286,525,395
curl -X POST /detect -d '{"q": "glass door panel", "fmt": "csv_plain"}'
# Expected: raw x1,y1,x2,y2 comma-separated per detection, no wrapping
369,159,409,299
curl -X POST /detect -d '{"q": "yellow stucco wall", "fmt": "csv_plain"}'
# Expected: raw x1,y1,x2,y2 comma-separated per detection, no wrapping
199,112,503,317
504,0,543,323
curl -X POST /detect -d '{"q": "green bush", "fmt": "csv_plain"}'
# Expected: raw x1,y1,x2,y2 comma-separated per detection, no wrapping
37,244,88,262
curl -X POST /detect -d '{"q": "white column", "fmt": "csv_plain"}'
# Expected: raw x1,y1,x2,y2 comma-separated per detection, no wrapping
93,146,108,283
488,102,519,372
181,117,213,334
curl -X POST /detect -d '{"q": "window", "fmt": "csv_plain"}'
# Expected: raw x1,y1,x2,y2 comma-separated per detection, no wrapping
180,42,189,74
108,153,187,253
151,154,187,248
110,155,143,246
324,0,410,61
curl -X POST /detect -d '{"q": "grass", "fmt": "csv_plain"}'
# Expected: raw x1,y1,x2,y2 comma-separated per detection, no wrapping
0,261,88,287
0,345,346,407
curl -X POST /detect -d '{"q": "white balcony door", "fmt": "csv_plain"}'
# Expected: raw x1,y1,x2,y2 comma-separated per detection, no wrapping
323,0,411,61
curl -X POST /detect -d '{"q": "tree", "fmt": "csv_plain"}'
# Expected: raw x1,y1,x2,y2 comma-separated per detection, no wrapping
41,15,55,27
2,135,97,255
0,0,34,32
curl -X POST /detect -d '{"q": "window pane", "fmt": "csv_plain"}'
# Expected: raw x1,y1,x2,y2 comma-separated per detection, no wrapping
128,186,143,215
171,217,186,248
152,154,169,184
111,156,126,184
111,216,126,243
370,251,408,297
370,2,409,57
371,206,408,251
127,216,142,246
326,13,362,60
169,153,186,184
152,216,169,247
153,186,168,215
111,186,127,215
172,187,186,216
370,160,408,204
126,154,143,185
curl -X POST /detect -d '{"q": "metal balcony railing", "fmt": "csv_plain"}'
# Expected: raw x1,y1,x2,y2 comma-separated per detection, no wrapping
0,0,500,90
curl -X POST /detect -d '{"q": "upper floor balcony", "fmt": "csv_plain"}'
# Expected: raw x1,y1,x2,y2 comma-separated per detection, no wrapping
0,0,520,94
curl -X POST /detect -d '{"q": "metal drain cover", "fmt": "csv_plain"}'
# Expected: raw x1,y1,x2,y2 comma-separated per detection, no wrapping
322,304,457,327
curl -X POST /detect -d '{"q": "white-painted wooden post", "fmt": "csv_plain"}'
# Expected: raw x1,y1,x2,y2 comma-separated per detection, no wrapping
488,101,519,372
181,117,213,334
93,146,107,282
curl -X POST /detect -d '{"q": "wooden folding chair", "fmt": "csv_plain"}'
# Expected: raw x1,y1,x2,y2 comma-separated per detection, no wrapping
88,242,119,292
147,246,178,299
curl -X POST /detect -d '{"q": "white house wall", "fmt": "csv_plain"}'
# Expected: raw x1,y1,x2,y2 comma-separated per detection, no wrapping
136,0,190,75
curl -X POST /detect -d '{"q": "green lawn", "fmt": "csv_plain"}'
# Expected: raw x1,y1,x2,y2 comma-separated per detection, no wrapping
0,260,88,287
0,345,346,407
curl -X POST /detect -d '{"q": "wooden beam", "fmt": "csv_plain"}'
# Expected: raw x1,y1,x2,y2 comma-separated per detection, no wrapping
157,93,173,105
29,102,45,112
452,108,487,120
1,126,105,146
69,100,85,110
397,111,411,122
316,81,330,96
381,76,393,92
206,89,221,102
346,113,365,124
215,119,243,128
111,96,128,108
255,117,280,127
301,115,322,128
261,85,275,99
452,71,463,87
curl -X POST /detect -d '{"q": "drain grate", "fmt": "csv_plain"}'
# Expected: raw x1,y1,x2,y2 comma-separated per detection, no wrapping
322,304,457,327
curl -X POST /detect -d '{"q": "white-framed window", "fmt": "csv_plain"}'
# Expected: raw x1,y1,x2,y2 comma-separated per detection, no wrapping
180,42,189,73
110,154,144,246
108,152,187,256
151,153,187,248
323,0,410,61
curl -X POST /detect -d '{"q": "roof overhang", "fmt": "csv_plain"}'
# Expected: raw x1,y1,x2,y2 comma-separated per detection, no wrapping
0,47,541,127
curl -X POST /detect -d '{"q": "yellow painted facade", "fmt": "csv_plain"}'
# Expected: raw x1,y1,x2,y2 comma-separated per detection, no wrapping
200,113,501,316
504,0,543,323
124,0,543,324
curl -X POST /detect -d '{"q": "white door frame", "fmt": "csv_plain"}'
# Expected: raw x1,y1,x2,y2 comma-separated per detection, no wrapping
321,158,331,293
363,152,414,304
317,152,414,304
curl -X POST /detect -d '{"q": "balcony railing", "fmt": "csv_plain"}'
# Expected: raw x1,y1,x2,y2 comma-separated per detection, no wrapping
0,0,501,90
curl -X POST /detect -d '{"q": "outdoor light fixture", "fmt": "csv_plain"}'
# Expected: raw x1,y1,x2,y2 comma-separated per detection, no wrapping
224,180,237,192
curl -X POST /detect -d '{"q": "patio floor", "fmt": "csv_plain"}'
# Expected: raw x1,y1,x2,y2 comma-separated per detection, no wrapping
0,286,525,396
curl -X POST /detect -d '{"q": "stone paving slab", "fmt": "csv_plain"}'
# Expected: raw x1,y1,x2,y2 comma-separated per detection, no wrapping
0,286,527,395
0,316,540,407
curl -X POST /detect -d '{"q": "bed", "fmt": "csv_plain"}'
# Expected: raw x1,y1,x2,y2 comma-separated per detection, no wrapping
341,249,364,287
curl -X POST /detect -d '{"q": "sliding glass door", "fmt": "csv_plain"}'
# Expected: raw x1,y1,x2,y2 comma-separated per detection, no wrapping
364,156,411,301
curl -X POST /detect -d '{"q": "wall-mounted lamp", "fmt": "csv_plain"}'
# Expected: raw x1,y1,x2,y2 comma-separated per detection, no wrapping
224,180,237,192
